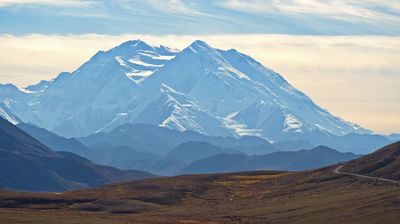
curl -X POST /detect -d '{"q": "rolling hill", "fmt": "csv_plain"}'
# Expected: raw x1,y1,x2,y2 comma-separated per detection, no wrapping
341,141,400,180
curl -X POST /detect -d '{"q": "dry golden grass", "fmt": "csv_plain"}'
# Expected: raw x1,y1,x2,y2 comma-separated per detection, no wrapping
0,168,399,224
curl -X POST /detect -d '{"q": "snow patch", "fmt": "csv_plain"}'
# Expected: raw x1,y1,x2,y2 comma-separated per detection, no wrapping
223,112,262,137
0,108,18,124
283,114,303,133
128,58,163,68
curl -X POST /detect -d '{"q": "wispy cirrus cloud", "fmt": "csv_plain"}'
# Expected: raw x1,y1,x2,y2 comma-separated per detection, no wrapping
0,0,398,35
0,0,96,7
142,0,205,16
220,0,400,21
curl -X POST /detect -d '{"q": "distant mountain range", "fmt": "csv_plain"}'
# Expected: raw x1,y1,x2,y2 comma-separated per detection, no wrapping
0,39,372,144
18,122,360,176
181,146,358,174
0,117,154,192
0,114,394,192
166,141,241,164
16,122,93,157
76,123,277,156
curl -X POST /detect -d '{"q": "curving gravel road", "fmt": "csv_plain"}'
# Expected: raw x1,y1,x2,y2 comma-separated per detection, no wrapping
333,165,400,186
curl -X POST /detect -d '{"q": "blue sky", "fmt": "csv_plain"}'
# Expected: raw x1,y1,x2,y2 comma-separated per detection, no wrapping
0,0,399,35
0,0,399,133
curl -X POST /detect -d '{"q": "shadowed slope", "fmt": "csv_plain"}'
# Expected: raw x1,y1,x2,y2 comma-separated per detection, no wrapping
0,117,155,192
342,141,400,180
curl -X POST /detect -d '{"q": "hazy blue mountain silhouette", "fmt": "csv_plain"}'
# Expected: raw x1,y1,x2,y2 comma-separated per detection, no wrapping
0,117,155,192
181,146,358,174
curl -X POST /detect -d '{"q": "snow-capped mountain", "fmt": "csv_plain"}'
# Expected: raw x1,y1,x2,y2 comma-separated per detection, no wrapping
0,39,370,140
0,84,32,124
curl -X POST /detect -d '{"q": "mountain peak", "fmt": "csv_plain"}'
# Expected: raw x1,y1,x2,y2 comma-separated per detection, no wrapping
0,83,18,90
179,40,228,67
122,39,148,46
191,40,210,47
187,40,215,53
111,39,154,53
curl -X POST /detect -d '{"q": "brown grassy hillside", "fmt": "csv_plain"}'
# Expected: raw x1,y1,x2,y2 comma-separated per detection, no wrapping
342,141,400,180
0,166,399,224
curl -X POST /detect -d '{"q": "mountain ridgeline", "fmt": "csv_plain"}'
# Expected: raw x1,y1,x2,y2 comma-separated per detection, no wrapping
0,39,377,146
0,117,154,192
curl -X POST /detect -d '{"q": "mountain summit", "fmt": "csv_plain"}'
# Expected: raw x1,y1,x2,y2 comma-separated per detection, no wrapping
0,40,369,140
